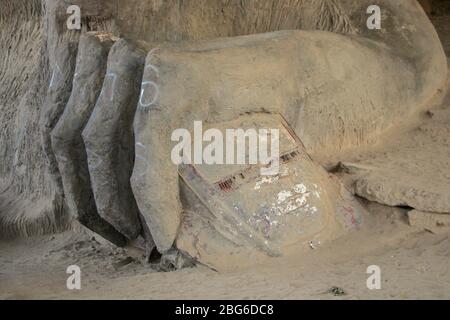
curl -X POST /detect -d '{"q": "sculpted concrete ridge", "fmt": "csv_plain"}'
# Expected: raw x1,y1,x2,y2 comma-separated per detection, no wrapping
0,0,447,271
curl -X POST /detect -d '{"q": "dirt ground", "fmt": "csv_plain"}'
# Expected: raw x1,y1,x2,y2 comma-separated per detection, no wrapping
1,10,449,301
0,206,448,300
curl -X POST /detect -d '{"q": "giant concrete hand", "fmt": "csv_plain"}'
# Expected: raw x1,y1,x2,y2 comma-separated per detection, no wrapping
1,0,446,270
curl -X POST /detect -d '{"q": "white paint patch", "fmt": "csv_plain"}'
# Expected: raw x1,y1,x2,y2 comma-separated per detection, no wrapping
271,182,319,217
295,194,308,206
134,143,149,177
140,49,161,110
49,63,61,88
136,142,146,149
277,190,293,204
255,176,279,190
139,80,160,108
293,183,307,194
97,72,117,101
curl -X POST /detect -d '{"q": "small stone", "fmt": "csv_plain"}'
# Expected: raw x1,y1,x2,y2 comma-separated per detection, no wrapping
112,256,135,270
309,240,321,250
328,286,346,296
408,210,450,234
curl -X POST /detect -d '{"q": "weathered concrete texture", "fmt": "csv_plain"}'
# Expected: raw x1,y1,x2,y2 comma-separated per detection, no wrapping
0,0,117,238
342,103,450,214
131,47,181,253
61,0,116,20
408,210,450,234
355,173,450,214
0,0,71,238
176,158,366,272
82,39,145,240
39,1,80,198
0,0,78,237
51,32,126,246
139,212,156,259
132,0,447,254
115,0,355,42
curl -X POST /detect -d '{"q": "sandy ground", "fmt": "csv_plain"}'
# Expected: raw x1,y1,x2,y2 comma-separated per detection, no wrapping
0,206,448,300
